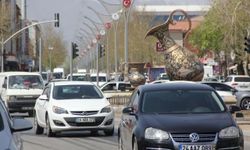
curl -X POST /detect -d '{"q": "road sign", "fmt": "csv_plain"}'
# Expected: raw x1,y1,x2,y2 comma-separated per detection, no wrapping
156,41,166,52
123,0,131,8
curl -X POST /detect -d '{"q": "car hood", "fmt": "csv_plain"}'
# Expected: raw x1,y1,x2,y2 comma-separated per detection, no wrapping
7,89,43,96
51,99,110,111
140,113,235,133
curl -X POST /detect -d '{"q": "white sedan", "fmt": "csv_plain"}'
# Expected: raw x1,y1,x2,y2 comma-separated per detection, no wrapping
34,81,114,137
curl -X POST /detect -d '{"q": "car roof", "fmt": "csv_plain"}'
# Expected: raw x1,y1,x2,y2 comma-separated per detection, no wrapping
138,81,214,92
52,81,95,86
226,75,250,77
0,71,41,76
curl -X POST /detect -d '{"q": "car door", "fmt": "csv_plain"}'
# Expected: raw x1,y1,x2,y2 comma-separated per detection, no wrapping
36,85,51,126
121,89,139,149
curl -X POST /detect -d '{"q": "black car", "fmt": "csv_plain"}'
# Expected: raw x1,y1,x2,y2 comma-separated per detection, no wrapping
118,81,244,150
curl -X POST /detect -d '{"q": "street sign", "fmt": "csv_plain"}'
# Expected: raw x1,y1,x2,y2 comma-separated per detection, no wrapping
112,13,119,21
104,23,111,29
123,0,131,8
156,41,166,52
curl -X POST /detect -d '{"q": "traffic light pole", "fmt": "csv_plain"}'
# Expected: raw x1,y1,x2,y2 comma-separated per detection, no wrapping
70,43,73,81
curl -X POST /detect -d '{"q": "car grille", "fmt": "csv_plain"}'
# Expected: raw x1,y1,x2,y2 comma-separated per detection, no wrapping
64,117,105,126
16,96,39,101
171,133,216,143
70,111,98,116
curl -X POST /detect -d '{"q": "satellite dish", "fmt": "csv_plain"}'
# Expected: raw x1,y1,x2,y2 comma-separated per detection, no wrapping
112,13,119,21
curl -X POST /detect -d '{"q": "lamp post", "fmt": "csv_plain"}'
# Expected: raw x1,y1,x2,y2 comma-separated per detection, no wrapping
0,17,59,72
48,46,53,72
123,0,135,81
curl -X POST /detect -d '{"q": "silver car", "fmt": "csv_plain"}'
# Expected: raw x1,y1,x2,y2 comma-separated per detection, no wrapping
0,100,32,150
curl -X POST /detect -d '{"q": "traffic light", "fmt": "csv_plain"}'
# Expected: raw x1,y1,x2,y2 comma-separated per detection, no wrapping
99,44,105,58
54,13,60,27
245,37,250,53
72,42,79,59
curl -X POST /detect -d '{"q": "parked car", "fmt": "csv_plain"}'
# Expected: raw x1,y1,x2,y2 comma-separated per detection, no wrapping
202,77,219,82
34,81,114,137
0,72,44,116
235,90,250,110
66,73,88,81
148,79,170,84
100,81,134,98
201,82,237,105
90,73,108,87
0,99,32,150
224,75,250,91
118,81,243,150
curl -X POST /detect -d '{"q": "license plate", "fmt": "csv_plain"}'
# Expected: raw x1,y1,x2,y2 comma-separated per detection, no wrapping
22,107,33,110
179,144,214,150
76,117,95,123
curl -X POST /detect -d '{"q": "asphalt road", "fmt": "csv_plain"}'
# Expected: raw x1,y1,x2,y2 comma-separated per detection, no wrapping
20,115,250,150
21,117,118,150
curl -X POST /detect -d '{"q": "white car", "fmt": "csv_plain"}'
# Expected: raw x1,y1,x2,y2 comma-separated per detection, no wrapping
100,81,133,98
224,75,250,91
34,81,114,137
201,82,237,105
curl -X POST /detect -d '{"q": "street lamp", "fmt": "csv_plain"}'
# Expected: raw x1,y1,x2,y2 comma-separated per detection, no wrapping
123,0,135,81
48,46,53,72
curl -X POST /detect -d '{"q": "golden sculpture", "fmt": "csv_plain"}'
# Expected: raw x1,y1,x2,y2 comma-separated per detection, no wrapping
145,9,204,81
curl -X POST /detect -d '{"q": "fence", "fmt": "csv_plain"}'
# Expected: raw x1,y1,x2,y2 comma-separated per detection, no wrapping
108,95,130,105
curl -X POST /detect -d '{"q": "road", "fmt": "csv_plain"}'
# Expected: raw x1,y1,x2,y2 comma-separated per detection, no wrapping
20,116,250,150
21,117,118,150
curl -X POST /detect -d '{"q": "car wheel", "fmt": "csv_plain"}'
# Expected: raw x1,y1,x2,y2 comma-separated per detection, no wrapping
46,116,56,137
240,98,250,110
118,135,124,150
104,126,114,136
133,137,138,150
34,113,44,134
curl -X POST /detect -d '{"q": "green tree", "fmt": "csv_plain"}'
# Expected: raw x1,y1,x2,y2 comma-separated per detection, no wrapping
0,2,11,40
189,0,250,75
42,25,67,71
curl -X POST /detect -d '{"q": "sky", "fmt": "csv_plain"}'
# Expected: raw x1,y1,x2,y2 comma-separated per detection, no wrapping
26,0,210,49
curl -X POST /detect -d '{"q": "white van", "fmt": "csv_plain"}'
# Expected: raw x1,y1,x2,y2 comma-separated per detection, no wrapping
0,72,44,116
90,73,108,87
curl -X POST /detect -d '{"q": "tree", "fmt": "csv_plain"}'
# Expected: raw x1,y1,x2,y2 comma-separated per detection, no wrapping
41,25,67,71
0,2,11,40
189,0,250,76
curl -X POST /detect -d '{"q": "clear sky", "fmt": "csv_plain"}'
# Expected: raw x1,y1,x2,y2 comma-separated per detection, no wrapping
26,0,210,49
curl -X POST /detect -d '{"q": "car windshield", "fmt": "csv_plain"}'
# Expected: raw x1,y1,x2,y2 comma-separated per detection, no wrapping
235,77,250,82
91,76,106,82
142,90,225,114
72,75,86,81
8,75,44,89
53,84,103,99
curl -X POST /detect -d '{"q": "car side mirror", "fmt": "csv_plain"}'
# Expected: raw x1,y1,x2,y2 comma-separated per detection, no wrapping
229,105,241,113
39,94,48,101
122,107,136,115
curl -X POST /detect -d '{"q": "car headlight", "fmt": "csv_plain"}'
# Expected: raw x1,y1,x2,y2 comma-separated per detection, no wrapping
145,127,169,140
219,126,239,138
52,106,68,114
8,96,17,101
101,105,112,113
